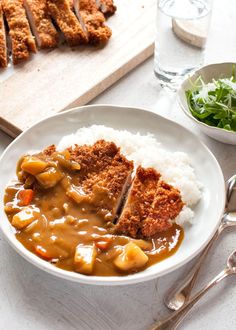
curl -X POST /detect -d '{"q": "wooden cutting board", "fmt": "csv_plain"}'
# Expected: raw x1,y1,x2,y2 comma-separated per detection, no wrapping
0,0,156,138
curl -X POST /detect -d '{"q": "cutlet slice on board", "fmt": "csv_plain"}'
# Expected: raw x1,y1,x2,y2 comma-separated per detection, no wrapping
24,0,58,48
2,0,36,65
74,0,112,45
0,2,7,68
47,0,87,46
96,0,116,17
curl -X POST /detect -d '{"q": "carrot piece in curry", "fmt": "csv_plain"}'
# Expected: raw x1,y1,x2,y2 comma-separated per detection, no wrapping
18,189,34,206
35,246,51,260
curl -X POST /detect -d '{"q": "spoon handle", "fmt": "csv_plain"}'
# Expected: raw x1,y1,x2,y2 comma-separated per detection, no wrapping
150,268,231,330
164,226,222,310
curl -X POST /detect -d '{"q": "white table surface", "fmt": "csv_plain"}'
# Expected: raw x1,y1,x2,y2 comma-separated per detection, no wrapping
0,1,236,329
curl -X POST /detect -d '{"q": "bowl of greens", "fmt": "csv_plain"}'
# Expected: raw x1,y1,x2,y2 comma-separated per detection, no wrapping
178,62,236,145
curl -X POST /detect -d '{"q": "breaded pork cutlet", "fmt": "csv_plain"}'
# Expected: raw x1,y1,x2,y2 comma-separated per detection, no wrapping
96,0,116,17
74,0,112,45
115,166,160,238
0,2,7,68
68,140,119,176
115,166,184,238
79,152,133,220
2,0,36,65
24,0,58,48
141,181,184,237
68,0,73,9
66,140,134,221
47,0,87,46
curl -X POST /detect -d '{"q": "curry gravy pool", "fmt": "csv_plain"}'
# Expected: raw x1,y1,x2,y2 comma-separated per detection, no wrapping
4,182,184,276
4,140,185,276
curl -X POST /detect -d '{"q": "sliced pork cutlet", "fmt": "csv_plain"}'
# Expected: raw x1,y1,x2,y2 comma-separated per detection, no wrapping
141,181,184,238
2,0,36,65
66,140,134,221
0,2,7,68
47,0,87,46
96,0,116,17
24,0,58,48
68,0,73,9
115,166,184,239
67,140,120,177
115,166,160,238
80,152,133,220
74,0,112,45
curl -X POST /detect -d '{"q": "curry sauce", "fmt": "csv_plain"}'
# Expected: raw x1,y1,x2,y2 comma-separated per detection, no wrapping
4,141,184,276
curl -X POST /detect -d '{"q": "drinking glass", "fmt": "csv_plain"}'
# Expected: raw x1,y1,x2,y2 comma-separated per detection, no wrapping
154,0,213,90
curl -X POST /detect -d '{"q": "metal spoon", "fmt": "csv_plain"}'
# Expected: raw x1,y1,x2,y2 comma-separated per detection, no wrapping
149,249,236,330
164,174,236,311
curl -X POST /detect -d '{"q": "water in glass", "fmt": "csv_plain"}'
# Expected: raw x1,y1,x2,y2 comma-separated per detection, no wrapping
154,0,212,90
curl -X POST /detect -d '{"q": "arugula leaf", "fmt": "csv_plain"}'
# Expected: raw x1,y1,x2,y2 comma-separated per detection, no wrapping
185,73,236,132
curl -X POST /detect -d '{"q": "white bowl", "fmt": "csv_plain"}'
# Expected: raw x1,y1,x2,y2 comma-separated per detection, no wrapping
178,62,236,145
0,105,225,285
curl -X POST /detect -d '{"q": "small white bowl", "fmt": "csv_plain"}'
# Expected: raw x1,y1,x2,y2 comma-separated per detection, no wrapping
177,62,236,145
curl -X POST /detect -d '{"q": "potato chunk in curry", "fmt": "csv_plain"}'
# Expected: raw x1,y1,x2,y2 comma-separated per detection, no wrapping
12,207,39,229
36,167,64,189
74,245,97,275
114,242,148,271
21,156,48,175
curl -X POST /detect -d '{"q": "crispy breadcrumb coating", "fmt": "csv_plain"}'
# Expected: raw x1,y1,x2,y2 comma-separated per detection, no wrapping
68,140,119,176
43,144,57,156
2,0,36,64
115,166,160,238
75,0,112,45
79,0,97,12
80,10,111,45
0,2,7,68
68,0,73,9
81,152,133,198
47,0,87,46
141,181,184,237
97,0,116,17
24,0,58,48
67,140,133,220
115,166,184,238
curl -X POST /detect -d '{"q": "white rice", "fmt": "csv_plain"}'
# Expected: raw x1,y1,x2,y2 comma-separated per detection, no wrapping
58,125,202,226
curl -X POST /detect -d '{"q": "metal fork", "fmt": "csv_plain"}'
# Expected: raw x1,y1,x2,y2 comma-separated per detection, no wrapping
164,174,236,311
150,249,236,330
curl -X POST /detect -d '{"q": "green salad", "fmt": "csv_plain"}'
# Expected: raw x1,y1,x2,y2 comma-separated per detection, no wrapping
186,74,236,132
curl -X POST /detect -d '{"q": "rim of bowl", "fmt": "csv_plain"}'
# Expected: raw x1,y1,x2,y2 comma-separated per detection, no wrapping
177,62,236,136
0,104,226,285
